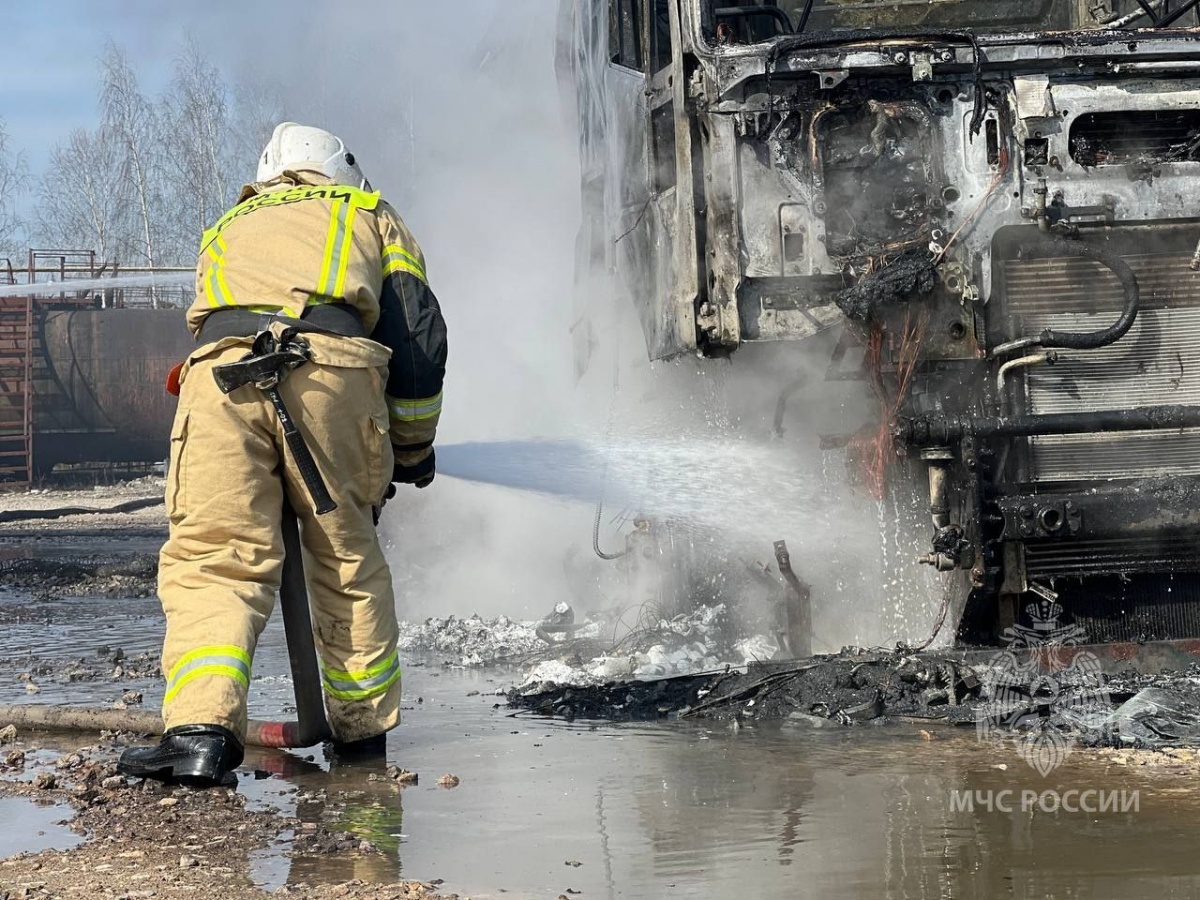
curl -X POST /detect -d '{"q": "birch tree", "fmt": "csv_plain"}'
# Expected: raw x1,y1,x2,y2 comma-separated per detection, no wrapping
228,79,289,185
0,119,28,258
34,125,130,263
101,43,162,272
161,34,230,262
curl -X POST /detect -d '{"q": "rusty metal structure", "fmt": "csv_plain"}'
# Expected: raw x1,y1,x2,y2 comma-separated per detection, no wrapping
0,250,193,484
559,0,1200,645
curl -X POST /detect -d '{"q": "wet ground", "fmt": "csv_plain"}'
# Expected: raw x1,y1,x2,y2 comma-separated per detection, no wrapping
4,526,1200,897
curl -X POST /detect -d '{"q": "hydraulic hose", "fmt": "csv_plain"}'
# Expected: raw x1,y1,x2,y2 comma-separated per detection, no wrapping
992,237,1140,357
593,499,628,561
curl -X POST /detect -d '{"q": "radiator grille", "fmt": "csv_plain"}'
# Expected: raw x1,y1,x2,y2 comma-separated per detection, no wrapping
1059,574,1200,643
1025,535,1200,577
1001,249,1200,482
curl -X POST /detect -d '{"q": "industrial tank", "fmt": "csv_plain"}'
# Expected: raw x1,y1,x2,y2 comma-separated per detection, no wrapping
33,308,194,473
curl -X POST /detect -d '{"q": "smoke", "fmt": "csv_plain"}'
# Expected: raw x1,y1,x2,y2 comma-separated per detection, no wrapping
220,0,943,644
73,2,948,645
214,4,586,622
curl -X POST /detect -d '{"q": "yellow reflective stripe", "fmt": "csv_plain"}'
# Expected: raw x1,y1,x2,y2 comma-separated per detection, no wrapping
321,651,401,702
164,665,251,704
203,237,233,308
322,672,400,702
213,263,234,308
169,645,252,680
383,256,427,282
323,652,400,684
206,235,226,264
165,645,252,703
331,203,360,297
387,392,443,422
204,262,233,308
382,244,426,282
202,183,380,248
382,244,424,271
315,199,345,296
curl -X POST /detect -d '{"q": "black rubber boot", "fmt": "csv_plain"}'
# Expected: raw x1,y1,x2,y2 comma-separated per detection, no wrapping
324,733,387,764
117,725,244,788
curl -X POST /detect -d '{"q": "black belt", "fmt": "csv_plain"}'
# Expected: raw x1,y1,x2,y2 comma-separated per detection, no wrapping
198,303,365,345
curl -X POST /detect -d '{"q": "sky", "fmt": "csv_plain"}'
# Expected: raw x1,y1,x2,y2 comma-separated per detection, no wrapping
1,2,239,171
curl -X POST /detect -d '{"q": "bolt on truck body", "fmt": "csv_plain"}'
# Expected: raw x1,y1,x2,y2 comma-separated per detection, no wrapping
559,0,1200,646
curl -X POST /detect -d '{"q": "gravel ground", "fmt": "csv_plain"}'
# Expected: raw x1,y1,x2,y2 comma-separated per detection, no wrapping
0,731,454,900
0,479,167,540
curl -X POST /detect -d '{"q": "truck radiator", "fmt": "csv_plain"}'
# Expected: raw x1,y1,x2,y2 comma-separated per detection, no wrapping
1000,245,1200,483
1059,574,1200,643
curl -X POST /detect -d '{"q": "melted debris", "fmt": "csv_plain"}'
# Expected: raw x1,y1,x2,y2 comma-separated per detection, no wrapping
835,251,938,322
510,650,975,724
509,649,1200,744
396,614,549,666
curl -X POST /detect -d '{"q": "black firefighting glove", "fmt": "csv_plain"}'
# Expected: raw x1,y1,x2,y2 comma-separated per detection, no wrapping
393,446,436,490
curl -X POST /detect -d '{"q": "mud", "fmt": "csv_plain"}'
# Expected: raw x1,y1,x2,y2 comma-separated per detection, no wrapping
0,736,450,900
0,555,159,605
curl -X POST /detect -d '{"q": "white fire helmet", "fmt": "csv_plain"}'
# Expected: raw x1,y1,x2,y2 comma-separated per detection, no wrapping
256,122,371,190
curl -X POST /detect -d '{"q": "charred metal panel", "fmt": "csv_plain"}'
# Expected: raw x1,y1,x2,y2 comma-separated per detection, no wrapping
562,0,700,360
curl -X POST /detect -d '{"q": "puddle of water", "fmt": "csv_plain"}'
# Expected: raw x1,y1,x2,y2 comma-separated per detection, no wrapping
235,665,1200,900
0,797,83,856
9,581,1200,897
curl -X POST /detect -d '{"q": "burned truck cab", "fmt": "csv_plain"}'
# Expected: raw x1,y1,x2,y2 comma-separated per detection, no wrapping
562,0,1200,644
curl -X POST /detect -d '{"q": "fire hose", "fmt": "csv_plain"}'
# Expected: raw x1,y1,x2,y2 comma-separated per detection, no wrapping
0,505,332,749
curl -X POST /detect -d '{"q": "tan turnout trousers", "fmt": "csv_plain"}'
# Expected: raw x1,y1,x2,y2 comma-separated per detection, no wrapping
158,325,399,743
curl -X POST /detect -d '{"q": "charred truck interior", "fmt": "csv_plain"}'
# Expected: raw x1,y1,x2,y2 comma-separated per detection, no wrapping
563,0,1200,646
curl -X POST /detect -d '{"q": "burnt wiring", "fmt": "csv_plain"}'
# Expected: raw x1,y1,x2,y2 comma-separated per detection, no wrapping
848,307,930,499
936,89,1012,264
766,29,987,138
903,591,953,653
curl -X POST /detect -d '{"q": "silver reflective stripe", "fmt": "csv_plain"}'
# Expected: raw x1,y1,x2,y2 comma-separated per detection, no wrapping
321,655,400,699
387,393,443,422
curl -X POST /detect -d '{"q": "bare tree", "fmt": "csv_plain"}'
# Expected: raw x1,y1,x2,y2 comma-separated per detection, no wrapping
34,125,131,264
0,119,29,260
101,43,162,275
228,79,288,183
161,34,231,263
29,39,289,277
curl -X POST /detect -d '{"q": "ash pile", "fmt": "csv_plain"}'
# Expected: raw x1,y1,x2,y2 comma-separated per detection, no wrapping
395,600,778,678
510,649,981,724
509,648,1200,753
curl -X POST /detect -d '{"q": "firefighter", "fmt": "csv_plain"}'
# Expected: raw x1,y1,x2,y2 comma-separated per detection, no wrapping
118,123,447,786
